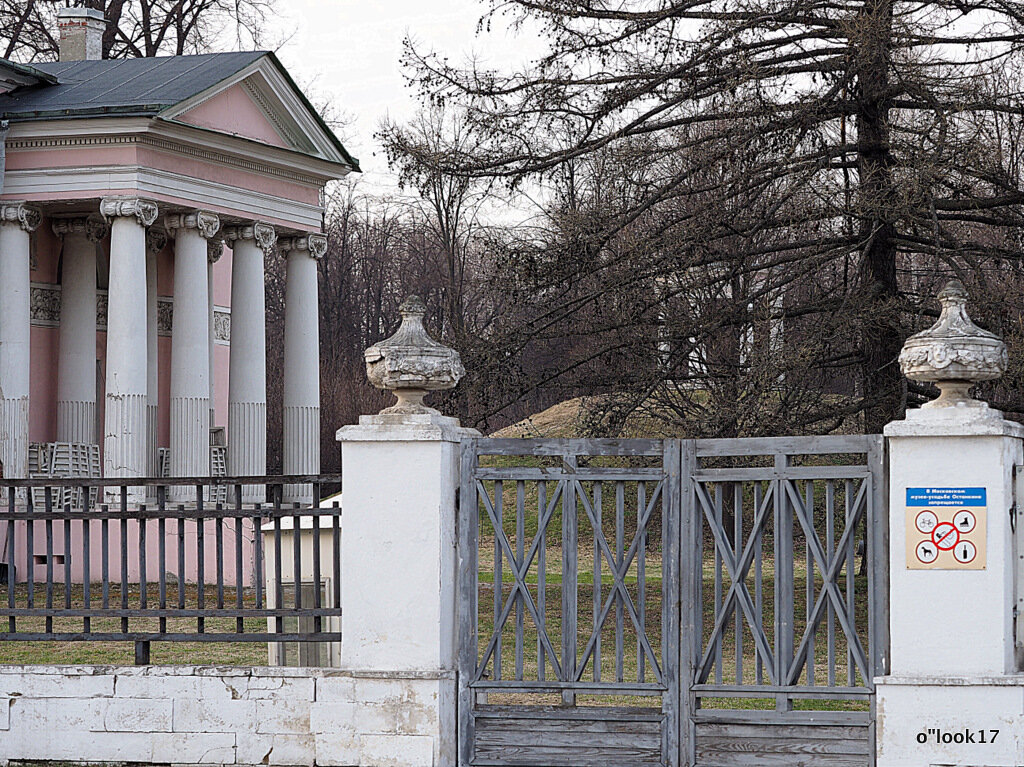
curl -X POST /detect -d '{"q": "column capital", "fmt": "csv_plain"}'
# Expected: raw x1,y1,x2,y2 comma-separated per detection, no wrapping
278,233,328,260
100,197,159,227
0,202,42,233
164,210,221,240
222,222,277,254
52,215,107,242
208,240,224,264
146,228,168,254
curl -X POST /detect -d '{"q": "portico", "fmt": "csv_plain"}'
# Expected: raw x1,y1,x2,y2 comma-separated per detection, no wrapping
0,39,357,501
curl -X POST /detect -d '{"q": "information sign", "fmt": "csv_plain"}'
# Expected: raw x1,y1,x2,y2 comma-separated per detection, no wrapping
905,487,987,570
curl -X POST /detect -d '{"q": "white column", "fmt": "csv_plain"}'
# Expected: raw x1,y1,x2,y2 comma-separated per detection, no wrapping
165,212,219,496
145,228,166,481
0,203,41,480
53,216,106,445
100,197,158,497
224,223,275,502
207,240,223,428
279,235,326,504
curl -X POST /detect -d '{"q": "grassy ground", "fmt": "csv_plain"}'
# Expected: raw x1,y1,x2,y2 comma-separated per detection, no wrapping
0,584,269,666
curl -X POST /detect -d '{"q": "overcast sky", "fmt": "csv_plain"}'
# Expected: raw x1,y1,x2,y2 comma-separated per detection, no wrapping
275,1,544,192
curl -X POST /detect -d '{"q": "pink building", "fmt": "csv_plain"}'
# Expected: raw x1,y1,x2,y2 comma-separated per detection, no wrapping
0,9,356,499
0,9,356,585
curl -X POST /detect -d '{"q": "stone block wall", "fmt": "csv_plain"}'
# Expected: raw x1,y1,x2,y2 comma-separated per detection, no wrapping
0,665,454,767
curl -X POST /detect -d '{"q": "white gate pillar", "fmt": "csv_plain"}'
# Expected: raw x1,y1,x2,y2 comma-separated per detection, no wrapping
223,223,275,502
100,197,158,497
279,234,326,504
54,216,106,446
877,281,1024,767
336,296,472,767
0,203,41,480
165,212,219,496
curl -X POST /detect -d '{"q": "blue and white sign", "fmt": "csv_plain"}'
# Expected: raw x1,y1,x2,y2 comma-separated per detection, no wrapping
906,487,987,507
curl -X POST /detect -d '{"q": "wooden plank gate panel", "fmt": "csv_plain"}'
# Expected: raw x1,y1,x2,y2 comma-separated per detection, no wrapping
474,706,663,766
457,435,888,767
458,438,678,767
685,435,887,767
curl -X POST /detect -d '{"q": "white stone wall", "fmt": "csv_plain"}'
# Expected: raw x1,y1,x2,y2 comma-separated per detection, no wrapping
0,665,453,767
876,676,1024,767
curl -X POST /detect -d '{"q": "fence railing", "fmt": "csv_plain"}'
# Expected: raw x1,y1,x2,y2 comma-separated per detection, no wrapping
0,475,343,662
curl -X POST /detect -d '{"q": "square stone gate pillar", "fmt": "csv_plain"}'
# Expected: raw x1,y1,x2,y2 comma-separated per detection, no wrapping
335,296,477,767
877,281,1024,767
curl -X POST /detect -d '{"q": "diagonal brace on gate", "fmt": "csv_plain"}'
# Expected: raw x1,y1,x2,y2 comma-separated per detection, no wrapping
574,479,665,684
474,479,565,682
695,481,778,684
784,479,872,686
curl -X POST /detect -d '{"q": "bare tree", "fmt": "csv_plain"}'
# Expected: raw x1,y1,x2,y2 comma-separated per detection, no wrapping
394,0,1024,434
380,106,500,342
0,0,279,61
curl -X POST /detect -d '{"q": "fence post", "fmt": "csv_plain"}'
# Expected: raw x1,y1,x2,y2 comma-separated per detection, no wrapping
876,281,1024,767
336,296,478,767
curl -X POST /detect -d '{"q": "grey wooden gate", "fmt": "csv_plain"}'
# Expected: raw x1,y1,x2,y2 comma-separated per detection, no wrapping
684,435,887,766
458,435,887,767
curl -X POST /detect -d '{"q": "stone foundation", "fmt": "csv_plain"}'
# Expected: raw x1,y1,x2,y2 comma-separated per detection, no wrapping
0,665,453,767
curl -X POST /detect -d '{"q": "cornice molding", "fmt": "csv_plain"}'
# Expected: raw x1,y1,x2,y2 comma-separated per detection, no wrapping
7,132,330,187
5,165,323,231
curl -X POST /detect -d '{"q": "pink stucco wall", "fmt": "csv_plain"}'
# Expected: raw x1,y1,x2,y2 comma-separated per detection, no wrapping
28,328,58,443
178,83,290,149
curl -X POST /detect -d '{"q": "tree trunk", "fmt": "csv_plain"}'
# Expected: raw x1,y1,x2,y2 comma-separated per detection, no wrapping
855,0,903,434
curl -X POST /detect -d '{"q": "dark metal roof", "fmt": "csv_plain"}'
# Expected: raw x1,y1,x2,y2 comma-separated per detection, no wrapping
0,59,58,87
0,51,265,119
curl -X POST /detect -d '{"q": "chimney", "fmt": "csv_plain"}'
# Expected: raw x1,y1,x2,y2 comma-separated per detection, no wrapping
57,7,105,61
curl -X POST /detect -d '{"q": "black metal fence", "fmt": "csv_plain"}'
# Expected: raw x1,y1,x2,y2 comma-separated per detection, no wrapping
0,475,342,663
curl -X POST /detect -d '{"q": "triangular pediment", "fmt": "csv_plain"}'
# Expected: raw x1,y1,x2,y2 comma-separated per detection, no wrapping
174,81,294,149
160,54,356,169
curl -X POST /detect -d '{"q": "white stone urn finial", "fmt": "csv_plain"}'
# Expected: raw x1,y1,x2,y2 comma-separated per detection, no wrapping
898,279,1008,409
364,295,466,415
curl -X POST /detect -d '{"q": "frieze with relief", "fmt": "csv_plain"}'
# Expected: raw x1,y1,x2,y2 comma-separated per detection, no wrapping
29,284,231,342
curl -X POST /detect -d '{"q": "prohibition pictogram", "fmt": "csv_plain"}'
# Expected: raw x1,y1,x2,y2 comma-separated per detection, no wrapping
954,540,977,564
915,540,938,564
931,521,960,551
915,510,938,534
953,509,976,534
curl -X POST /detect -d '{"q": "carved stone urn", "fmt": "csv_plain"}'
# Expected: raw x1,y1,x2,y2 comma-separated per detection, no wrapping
898,280,1007,408
364,295,466,415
